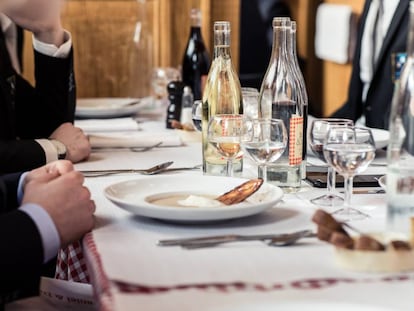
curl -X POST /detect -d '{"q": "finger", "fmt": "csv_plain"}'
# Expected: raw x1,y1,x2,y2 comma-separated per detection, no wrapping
46,160,74,175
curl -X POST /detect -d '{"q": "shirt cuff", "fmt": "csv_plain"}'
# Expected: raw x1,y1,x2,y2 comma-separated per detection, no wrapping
35,139,58,163
19,203,61,263
17,172,28,205
32,30,72,58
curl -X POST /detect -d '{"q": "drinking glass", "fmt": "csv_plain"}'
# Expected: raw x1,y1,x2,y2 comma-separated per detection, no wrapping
207,115,244,177
309,118,354,206
241,87,259,119
323,127,376,221
241,118,287,182
192,100,202,131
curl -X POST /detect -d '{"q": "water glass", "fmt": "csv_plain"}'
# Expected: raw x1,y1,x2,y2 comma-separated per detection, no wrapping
242,118,287,182
241,87,259,119
323,127,376,221
309,118,353,206
192,100,202,131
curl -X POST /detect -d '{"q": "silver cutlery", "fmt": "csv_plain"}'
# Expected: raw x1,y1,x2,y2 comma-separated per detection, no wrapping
130,142,163,152
81,161,173,177
158,229,315,249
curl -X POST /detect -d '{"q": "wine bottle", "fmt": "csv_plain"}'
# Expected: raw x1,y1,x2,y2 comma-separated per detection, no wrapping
387,2,414,236
290,21,308,179
182,8,211,101
202,21,243,176
259,17,304,192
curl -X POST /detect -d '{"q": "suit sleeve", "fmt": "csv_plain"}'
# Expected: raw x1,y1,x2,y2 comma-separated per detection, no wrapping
14,48,76,139
0,140,45,174
0,174,45,305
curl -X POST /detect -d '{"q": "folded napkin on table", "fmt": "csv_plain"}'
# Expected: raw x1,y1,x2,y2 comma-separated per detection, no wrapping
75,118,140,133
89,132,183,148
315,3,356,64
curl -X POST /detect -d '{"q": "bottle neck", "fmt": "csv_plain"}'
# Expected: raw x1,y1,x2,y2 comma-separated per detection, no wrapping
270,26,288,61
213,31,231,59
190,26,202,40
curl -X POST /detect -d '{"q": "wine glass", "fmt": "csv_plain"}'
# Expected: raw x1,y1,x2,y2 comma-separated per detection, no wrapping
241,118,287,182
309,118,354,206
323,127,376,221
207,115,244,177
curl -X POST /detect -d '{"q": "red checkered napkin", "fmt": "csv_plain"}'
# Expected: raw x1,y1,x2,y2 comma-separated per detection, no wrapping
55,240,90,283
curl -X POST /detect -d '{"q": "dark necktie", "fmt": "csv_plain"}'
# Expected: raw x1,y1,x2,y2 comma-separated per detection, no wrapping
372,0,384,70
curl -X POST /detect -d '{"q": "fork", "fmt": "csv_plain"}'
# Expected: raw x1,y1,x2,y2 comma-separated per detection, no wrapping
158,229,315,249
81,161,173,177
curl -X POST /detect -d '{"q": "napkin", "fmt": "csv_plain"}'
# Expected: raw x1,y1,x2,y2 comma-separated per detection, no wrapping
315,3,356,64
89,131,183,148
75,118,140,133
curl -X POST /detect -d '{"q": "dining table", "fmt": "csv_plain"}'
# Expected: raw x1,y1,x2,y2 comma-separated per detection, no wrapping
72,107,414,311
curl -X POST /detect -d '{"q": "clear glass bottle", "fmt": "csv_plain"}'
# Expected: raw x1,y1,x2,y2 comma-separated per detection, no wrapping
202,21,243,176
290,21,309,179
259,17,303,192
182,8,211,101
387,2,414,236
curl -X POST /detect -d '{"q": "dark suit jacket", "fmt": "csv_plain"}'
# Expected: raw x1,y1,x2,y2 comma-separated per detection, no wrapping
331,0,409,130
0,27,76,174
0,173,49,306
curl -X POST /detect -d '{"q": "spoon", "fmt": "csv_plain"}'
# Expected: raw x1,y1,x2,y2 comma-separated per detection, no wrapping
81,161,173,177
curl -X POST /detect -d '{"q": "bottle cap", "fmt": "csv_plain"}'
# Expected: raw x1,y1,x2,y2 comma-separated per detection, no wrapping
214,21,230,33
272,17,291,28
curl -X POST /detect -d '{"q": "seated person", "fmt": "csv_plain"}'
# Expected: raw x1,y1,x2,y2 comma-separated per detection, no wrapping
0,0,90,173
331,0,409,129
0,160,95,305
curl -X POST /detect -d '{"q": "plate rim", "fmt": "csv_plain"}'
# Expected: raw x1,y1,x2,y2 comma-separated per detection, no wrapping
103,175,283,222
75,97,142,118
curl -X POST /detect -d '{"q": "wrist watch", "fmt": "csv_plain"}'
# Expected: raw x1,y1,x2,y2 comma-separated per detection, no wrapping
50,139,67,160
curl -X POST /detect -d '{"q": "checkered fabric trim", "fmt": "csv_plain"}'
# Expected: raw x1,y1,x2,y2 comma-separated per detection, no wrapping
83,232,114,311
55,240,90,283
288,116,303,165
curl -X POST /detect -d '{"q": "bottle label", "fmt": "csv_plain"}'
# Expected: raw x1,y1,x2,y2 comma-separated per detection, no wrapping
289,115,303,166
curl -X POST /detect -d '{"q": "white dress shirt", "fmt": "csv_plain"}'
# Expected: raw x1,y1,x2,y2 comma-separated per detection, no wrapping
0,14,73,163
360,0,400,103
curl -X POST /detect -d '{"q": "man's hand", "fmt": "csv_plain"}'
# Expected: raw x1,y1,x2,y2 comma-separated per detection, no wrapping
50,123,91,163
25,160,74,185
3,0,65,46
22,164,95,247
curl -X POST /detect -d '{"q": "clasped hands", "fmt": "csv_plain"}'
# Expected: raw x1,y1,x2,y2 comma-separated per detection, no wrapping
23,160,96,248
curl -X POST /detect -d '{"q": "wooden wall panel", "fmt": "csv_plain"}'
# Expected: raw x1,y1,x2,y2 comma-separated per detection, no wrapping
210,0,241,71
322,0,364,116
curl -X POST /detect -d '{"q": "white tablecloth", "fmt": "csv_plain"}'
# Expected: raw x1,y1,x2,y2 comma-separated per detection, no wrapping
77,121,414,311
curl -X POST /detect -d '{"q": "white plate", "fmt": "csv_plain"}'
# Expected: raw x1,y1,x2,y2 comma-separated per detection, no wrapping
370,128,390,149
76,98,142,118
104,175,283,223
212,301,395,311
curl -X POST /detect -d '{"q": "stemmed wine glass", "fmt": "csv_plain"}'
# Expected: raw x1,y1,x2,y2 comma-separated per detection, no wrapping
323,127,376,221
309,118,354,206
241,118,287,182
207,115,244,177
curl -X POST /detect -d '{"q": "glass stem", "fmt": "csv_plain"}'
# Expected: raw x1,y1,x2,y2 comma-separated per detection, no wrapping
327,167,336,194
259,164,267,183
227,159,233,177
344,176,353,216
